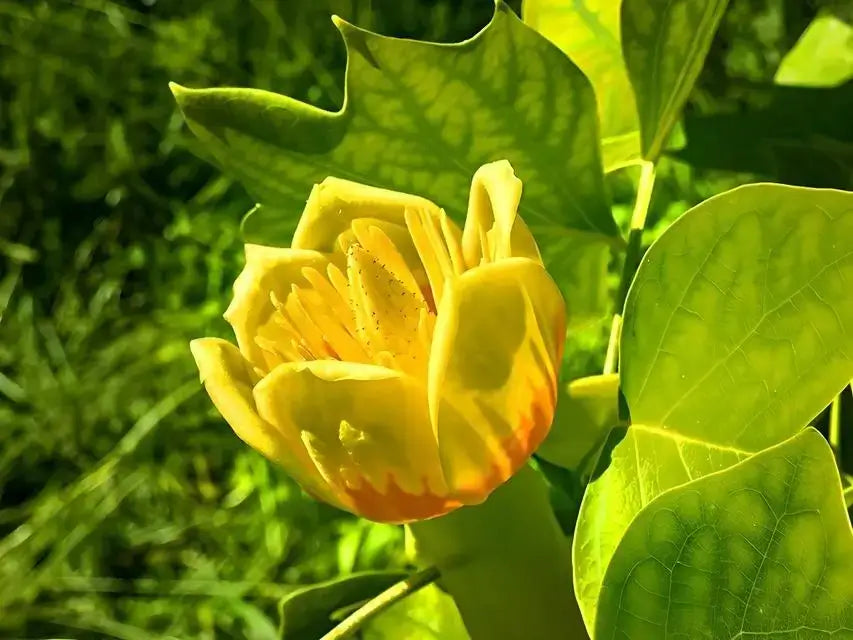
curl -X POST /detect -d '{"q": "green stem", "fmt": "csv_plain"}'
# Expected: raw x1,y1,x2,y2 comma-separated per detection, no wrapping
409,465,587,639
829,393,842,468
603,161,656,374
320,567,439,640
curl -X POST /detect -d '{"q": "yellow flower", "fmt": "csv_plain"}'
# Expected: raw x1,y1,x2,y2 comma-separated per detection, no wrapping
191,161,566,523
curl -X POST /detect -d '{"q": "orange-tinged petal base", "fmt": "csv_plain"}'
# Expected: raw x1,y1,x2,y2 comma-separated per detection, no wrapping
344,474,463,523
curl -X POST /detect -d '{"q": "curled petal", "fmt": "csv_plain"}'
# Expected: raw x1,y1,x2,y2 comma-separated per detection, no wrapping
224,245,331,372
189,338,338,505
291,177,440,253
428,258,565,502
252,360,457,523
462,160,541,267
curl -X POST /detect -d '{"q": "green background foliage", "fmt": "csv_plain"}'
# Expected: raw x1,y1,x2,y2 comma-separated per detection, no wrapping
1,0,851,638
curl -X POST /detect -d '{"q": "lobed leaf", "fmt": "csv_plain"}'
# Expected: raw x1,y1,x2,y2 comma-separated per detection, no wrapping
171,3,619,316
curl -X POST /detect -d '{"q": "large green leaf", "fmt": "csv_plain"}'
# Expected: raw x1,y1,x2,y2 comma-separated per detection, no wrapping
522,0,641,172
574,183,853,630
622,184,853,446
621,0,729,161
597,428,853,639
775,12,853,89
172,2,618,327
362,584,469,640
170,2,616,244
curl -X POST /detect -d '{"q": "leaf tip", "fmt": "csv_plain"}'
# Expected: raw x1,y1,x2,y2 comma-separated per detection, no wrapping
330,14,353,35
169,81,189,105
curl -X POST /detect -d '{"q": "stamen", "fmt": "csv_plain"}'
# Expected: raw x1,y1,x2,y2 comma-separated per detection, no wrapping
302,267,355,333
351,221,422,296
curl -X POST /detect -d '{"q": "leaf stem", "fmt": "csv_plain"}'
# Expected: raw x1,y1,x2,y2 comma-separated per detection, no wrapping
603,161,656,375
320,566,439,640
829,393,842,468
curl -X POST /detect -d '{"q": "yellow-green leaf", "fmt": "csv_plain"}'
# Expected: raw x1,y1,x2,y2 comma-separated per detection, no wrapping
597,428,853,639
574,183,853,630
171,2,617,244
522,0,641,172
775,12,853,89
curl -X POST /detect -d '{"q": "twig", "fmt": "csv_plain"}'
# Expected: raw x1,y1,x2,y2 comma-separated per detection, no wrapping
320,566,440,639
829,393,842,468
603,161,656,374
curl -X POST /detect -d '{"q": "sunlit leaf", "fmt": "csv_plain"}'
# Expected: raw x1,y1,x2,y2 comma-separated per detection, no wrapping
522,0,641,171
775,12,853,88
622,184,853,444
361,584,469,639
597,428,853,639
171,3,619,318
574,183,853,629
622,0,729,160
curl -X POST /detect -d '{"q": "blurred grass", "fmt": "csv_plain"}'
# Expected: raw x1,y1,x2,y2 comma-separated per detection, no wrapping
0,0,846,637
0,1,502,636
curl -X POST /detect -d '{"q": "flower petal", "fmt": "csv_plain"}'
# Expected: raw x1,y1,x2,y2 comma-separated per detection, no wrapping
189,338,338,504
428,258,566,501
224,244,332,371
253,360,457,522
461,160,541,267
291,177,439,253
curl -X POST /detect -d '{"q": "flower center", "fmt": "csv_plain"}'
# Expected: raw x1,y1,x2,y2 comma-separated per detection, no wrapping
259,208,465,378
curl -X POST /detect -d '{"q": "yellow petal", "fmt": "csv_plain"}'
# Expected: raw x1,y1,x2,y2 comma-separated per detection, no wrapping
427,258,566,501
291,177,440,253
189,338,339,505
252,360,457,522
461,160,541,268
224,244,331,372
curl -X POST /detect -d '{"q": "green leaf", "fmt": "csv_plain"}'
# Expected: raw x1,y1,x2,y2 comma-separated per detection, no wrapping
278,571,408,640
170,2,618,254
541,235,613,329
775,12,853,89
522,0,641,172
596,428,853,639
361,584,469,640
622,184,853,447
574,183,853,630
574,424,749,628
621,0,729,161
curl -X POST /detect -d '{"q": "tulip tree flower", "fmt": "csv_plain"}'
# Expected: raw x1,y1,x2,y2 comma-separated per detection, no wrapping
190,160,566,523
190,160,587,639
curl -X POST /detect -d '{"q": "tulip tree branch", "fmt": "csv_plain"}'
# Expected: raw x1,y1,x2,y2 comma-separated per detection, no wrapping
320,566,440,640
603,161,656,375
